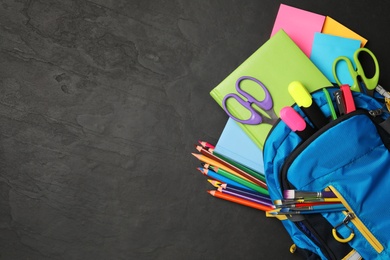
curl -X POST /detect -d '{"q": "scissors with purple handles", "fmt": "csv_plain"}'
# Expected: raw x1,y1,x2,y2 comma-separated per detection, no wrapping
222,76,278,125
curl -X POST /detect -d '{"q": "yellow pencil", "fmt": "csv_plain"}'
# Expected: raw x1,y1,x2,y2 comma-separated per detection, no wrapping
192,153,259,185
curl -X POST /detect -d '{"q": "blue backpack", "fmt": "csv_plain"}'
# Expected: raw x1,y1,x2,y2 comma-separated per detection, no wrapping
263,87,390,259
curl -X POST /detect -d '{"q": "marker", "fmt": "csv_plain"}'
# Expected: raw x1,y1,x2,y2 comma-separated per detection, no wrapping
323,88,337,120
288,81,328,129
340,84,356,113
280,106,315,141
334,90,346,116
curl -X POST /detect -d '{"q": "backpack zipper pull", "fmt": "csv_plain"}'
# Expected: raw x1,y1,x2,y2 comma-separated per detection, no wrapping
369,109,383,117
332,212,355,243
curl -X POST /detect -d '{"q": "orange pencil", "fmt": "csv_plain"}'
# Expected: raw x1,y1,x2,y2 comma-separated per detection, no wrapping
207,190,273,212
192,153,259,186
193,148,267,189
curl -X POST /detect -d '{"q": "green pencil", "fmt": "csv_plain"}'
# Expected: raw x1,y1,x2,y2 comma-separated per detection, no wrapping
208,165,269,196
213,151,266,183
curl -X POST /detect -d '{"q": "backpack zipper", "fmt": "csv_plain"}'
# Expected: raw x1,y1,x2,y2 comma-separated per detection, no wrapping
328,186,384,253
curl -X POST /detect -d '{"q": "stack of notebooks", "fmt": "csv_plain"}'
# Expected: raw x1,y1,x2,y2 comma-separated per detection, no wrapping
191,4,368,215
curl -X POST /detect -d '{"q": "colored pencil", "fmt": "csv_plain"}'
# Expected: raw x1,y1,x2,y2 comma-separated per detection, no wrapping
197,167,254,192
220,183,270,199
202,165,269,196
193,153,256,185
194,147,258,184
220,183,271,201
198,140,215,149
204,163,259,187
193,147,267,189
212,150,266,182
207,190,273,212
207,179,222,188
217,187,273,207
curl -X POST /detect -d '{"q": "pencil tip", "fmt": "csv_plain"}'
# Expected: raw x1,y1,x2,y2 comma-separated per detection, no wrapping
207,190,216,196
195,145,202,152
191,153,201,158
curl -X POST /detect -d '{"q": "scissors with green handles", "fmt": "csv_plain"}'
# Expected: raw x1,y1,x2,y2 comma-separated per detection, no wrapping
332,48,380,95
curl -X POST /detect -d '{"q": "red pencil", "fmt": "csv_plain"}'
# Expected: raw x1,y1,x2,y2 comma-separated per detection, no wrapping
207,190,273,212
198,140,215,149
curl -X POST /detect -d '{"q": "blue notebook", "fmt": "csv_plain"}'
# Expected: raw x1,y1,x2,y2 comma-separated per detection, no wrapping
214,118,264,174
310,32,361,84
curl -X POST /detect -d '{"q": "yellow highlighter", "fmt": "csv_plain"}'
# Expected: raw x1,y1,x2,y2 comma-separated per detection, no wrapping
288,81,329,129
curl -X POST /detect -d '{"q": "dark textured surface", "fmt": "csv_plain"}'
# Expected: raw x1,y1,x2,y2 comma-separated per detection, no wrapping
1,1,390,259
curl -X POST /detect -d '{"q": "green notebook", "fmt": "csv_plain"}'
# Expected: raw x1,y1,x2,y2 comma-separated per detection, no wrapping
210,29,331,150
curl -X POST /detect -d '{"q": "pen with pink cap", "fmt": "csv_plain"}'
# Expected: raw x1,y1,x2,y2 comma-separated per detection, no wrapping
280,106,316,141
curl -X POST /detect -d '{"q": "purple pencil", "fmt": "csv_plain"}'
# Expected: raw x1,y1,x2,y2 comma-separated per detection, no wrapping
218,187,274,207
221,183,272,201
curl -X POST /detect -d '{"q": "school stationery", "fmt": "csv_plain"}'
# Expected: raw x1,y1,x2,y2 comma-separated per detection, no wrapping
340,84,356,113
197,167,253,192
217,187,272,207
334,90,346,116
322,16,368,47
195,146,267,188
263,86,390,259
204,165,268,195
210,29,331,149
333,48,380,95
198,140,215,149
195,145,258,184
283,189,337,199
310,33,361,84
322,88,338,120
288,81,328,129
271,4,325,57
220,183,272,203
214,118,265,174
222,76,278,125
192,149,266,188
207,179,222,188
280,106,316,141
207,190,274,212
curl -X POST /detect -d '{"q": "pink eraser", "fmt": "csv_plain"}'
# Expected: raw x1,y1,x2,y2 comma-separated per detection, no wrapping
280,107,306,131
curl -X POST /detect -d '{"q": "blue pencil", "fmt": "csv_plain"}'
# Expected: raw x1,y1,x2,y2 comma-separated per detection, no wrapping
197,167,255,192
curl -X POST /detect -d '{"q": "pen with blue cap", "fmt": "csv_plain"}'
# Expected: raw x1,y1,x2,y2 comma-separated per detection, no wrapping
288,81,328,129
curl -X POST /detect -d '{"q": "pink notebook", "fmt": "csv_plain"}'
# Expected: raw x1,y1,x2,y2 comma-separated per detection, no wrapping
271,4,325,57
